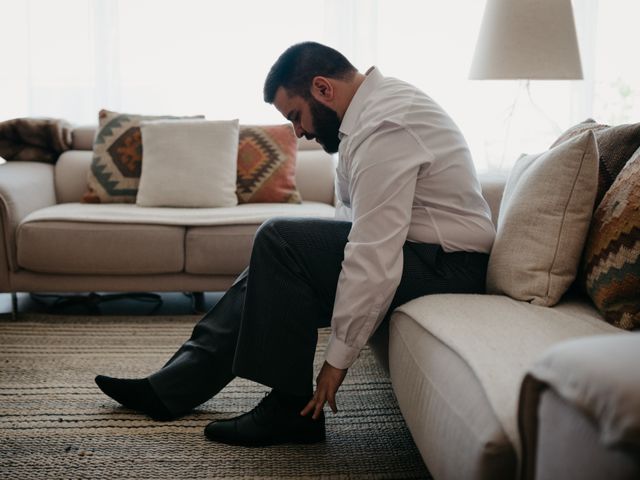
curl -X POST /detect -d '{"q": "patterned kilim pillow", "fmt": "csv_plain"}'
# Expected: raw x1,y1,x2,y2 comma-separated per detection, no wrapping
83,110,202,203
236,124,302,204
551,119,640,208
583,148,640,330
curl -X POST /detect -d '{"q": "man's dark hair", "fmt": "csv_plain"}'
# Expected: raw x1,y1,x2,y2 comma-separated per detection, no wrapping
263,42,357,103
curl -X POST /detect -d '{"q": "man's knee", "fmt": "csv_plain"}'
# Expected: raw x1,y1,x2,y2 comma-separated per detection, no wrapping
254,217,301,248
254,217,350,253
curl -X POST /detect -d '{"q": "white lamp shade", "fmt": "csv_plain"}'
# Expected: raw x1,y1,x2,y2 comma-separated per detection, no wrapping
470,0,583,80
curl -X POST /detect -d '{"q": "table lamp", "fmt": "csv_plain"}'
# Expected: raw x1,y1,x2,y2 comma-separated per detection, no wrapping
469,0,584,168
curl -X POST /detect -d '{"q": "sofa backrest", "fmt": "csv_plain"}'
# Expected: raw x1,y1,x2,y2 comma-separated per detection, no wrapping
61,126,506,224
478,172,507,227
55,127,337,205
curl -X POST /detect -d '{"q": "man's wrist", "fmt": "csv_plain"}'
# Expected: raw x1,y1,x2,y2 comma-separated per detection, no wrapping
325,333,360,369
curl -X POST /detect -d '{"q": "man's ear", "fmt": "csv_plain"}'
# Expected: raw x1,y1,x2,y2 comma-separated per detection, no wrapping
310,76,335,106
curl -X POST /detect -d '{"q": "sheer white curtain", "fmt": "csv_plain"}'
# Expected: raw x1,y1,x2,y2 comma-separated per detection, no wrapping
0,0,332,125
1,0,638,170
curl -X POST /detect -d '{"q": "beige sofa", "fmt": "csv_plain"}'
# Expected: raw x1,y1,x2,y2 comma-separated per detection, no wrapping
1,126,638,479
0,126,336,312
368,175,639,478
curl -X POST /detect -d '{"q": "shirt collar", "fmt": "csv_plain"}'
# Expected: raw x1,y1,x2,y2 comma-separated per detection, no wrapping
339,66,383,139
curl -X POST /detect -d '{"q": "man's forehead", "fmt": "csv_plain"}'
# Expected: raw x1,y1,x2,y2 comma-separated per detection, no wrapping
274,87,302,104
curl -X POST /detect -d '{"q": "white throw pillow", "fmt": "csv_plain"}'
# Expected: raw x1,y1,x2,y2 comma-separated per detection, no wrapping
136,119,239,208
486,130,599,306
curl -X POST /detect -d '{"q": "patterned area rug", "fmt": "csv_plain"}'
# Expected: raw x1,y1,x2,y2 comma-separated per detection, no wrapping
0,314,431,479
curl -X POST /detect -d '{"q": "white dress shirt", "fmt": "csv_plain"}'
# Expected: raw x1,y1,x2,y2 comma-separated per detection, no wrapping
326,67,496,370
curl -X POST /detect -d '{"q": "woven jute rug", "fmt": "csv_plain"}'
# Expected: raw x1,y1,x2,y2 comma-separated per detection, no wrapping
0,313,431,479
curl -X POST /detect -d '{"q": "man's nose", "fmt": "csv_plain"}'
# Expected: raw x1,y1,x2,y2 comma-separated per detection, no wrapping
293,123,304,138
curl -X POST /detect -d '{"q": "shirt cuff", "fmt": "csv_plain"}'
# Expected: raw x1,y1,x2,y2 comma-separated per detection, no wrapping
325,333,361,369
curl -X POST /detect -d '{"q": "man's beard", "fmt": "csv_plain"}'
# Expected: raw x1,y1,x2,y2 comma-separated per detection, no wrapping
308,97,341,154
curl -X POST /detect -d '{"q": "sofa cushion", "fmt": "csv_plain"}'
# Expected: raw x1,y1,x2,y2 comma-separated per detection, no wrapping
486,131,599,306
479,172,508,226
55,151,98,204
84,109,203,204
236,125,302,204
16,221,185,274
390,312,516,480
137,119,239,208
582,147,640,330
71,126,96,150
392,294,621,454
20,202,335,227
185,225,258,274
294,149,336,205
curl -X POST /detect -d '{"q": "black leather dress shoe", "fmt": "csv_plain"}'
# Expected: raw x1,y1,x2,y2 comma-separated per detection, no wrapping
94,375,174,421
204,391,325,447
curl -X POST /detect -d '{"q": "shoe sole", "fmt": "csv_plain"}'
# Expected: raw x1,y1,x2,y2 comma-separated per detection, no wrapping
204,431,326,447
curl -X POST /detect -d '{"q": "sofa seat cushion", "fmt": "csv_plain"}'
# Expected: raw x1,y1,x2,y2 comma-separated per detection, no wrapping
20,202,335,227
17,221,185,274
392,294,623,455
389,312,517,480
185,225,259,275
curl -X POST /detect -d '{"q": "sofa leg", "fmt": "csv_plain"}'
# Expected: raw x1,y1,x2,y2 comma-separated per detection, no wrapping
11,292,18,320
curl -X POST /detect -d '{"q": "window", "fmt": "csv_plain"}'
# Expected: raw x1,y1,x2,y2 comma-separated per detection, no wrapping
1,0,637,170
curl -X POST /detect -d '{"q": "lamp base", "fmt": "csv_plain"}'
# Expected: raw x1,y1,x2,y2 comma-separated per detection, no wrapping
489,81,562,170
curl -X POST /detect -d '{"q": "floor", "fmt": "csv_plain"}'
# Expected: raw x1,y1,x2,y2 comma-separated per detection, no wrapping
0,291,224,317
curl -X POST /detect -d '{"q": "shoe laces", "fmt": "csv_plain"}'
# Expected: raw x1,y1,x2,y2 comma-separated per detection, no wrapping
251,391,279,426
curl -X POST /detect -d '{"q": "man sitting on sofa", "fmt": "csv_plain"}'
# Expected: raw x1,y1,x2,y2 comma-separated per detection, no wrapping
95,41,496,447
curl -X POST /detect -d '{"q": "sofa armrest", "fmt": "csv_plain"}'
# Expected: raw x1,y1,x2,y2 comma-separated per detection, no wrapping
518,333,640,480
0,162,57,280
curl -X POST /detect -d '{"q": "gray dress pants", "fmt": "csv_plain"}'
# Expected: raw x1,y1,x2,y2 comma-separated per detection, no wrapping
149,217,489,416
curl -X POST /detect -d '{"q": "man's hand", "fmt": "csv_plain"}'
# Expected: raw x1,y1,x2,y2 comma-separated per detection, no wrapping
301,361,348,420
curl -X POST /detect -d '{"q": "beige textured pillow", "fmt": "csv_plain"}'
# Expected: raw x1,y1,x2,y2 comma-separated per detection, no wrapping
486,131,599,306
136,119,239,208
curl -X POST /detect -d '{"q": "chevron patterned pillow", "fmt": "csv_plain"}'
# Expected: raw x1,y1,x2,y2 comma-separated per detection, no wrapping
235,124,301,204
82,110,202,203
583,148,640,330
